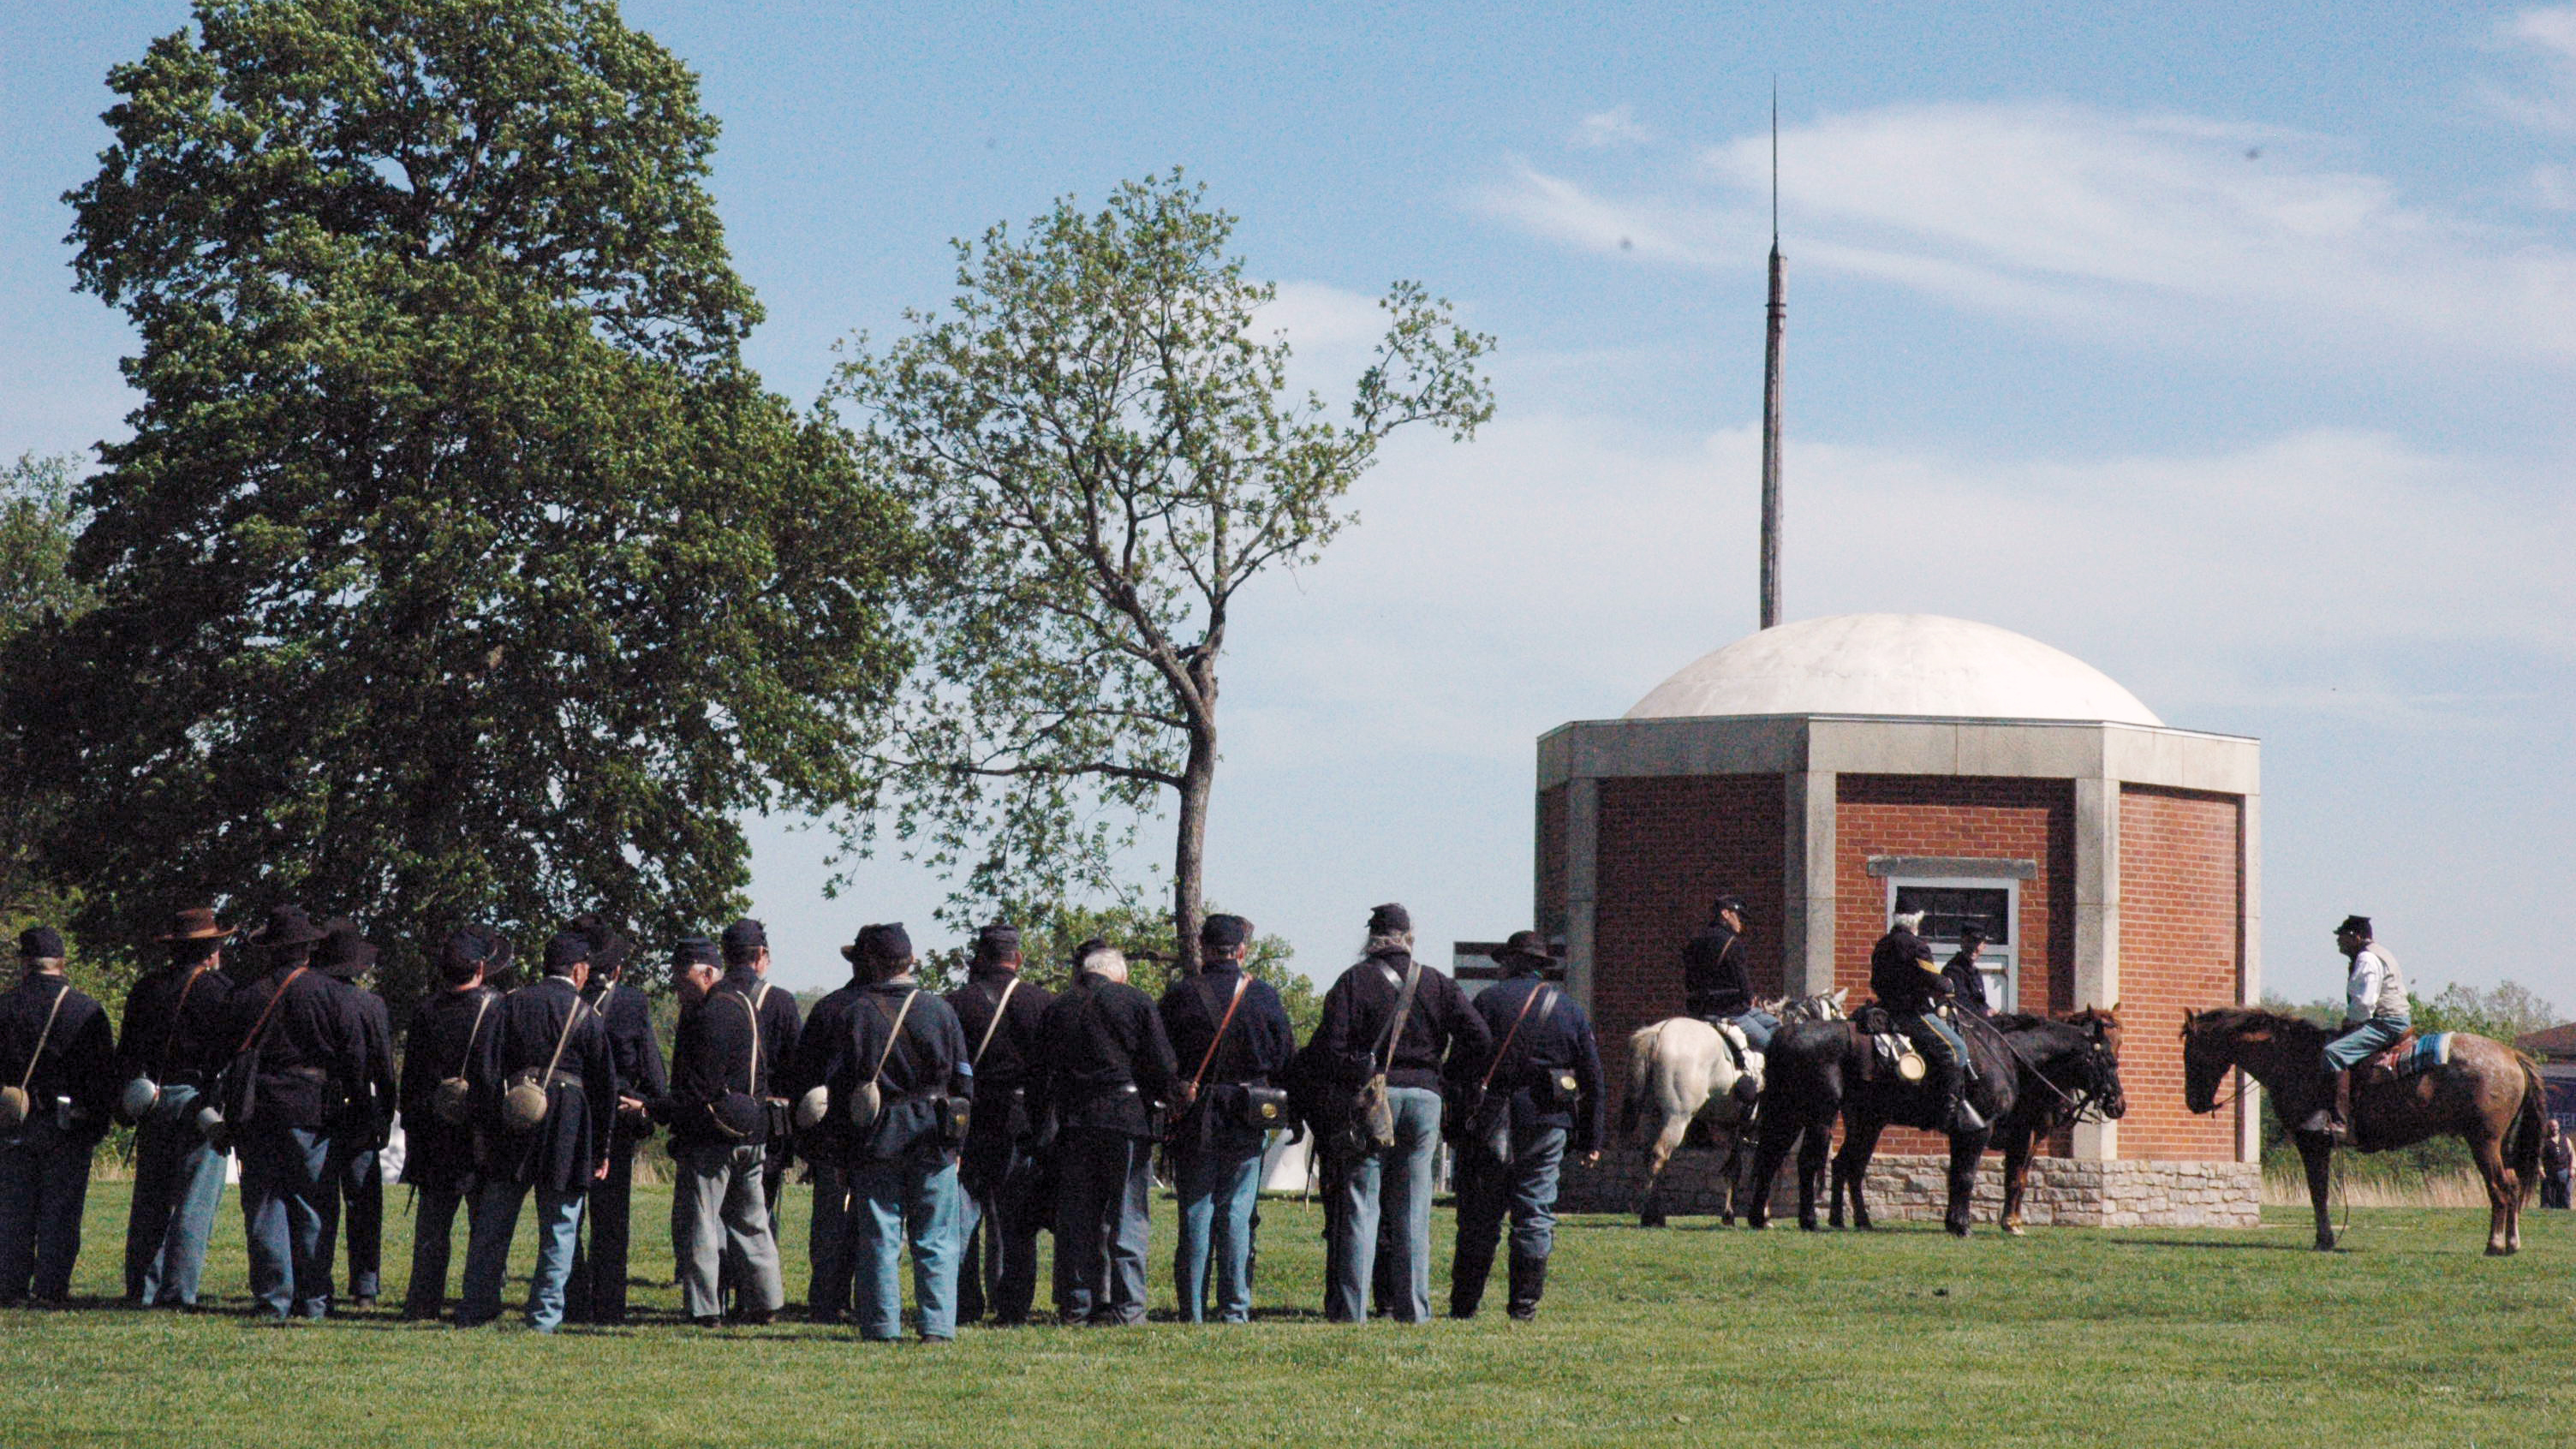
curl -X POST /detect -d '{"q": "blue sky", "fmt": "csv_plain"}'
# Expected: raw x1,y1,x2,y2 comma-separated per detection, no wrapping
5,3,2572,1007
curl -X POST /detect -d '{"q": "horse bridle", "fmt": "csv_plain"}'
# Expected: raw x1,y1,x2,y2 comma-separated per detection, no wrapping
1959,1010,2116,1124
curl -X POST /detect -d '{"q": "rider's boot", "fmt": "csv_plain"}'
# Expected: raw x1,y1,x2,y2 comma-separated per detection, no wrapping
1506,1253,1547,1321
1940,1055,1987,1135
2298,1069,2350,1139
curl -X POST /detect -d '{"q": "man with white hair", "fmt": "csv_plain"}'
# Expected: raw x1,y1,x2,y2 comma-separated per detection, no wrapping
1869,910,1983,1135
1033,937,1176,1327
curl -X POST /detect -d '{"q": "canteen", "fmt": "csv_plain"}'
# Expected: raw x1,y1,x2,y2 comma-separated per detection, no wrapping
1894,1050,1927,1084
431,1076,474,1126
499,1074,552,1131
794,1084,831,1131
119,1076,164,1124
844,1080,884,1130
0,1084,27,1130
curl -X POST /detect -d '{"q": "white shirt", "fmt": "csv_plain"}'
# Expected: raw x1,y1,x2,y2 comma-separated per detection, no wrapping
2345,947,2406,1024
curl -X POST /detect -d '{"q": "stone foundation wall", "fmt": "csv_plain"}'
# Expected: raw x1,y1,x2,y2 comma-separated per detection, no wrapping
1559,1147,2261,1229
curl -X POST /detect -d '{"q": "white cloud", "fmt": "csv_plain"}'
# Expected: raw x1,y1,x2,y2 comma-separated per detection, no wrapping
2537,163,2576,210
1256,280,1386,351
1572,104,1656,150
1476,101,2576,363
1468,162,1727,265
2482,6,2576,134
1222,411,2575,776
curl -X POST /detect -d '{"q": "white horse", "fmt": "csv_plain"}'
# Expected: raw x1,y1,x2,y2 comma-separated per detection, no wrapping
1622,989,1847,1226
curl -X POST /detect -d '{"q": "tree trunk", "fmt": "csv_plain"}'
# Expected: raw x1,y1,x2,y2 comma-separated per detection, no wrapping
1172,722,1216,976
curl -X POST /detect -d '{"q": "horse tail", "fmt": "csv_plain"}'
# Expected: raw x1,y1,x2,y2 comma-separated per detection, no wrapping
2509,1051,2547,1206
1620,1023,1656,1141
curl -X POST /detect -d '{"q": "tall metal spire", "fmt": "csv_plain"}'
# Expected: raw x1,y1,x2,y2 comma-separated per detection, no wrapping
1758,83,1786,630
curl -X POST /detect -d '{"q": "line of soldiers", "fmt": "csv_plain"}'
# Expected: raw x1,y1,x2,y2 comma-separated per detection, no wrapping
0,899,1606,1330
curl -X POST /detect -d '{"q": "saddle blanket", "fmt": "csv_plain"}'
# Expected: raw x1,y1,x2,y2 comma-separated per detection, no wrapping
2364,1032,2452,1081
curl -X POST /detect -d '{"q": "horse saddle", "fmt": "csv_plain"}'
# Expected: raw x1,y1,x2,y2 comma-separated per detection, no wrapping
2357,1031,2452,1088
1852,1004,1926,1084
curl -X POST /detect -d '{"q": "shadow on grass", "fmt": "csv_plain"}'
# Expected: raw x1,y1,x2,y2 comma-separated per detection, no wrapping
2097,1237,2342,1255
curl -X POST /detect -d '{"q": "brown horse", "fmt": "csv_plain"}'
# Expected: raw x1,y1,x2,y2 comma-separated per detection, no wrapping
2180,1007,2547,1254
1982,1007,2128,1235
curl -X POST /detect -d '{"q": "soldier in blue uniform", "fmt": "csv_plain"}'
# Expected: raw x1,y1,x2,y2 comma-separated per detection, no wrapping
784,928,868,1323
565,915,665,1325
1158,913,1293,1323
947,921,1053,1326
1870,910,1982,1134
1035,939,1177,1327
659,928,784,1326
456,931,617,1331
116,907,236,1309
1310,903,1493,1324
397,926,507,1320
221,905,373,1321
1941,921,1993,1017
317,919,397,1309
837,923,974,1341
1682,895,1777,1055
0,927,118,1306
1448,931,1602,1321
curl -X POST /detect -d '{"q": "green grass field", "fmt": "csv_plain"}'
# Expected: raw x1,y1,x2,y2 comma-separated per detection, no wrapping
4,1181,2572,1447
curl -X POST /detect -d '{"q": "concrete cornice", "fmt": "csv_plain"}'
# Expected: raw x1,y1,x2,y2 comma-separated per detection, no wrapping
1539,713,2257,796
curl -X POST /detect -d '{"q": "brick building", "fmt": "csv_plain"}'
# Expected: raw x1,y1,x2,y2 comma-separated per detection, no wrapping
1542,613,2263,1224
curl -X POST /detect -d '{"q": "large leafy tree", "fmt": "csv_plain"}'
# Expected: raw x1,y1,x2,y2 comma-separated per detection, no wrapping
0,454,94,939
832,173,1493,971
27,0,905,1005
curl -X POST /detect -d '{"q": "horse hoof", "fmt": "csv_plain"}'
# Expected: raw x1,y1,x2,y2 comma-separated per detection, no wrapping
1640,1215,1666,1229
2486,1243,2513,1257
2002,1223,2025,1237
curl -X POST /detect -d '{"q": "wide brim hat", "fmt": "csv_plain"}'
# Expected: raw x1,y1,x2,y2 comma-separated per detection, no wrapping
314,919,379,975
249,907,328,951
1488,930,1558,968
153,907,233,944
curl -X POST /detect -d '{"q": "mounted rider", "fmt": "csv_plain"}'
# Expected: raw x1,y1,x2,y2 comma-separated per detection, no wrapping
2305,915,2407,1141
1682,895,1779,1068
1869,911,1985,1134
1941,922,1992,1018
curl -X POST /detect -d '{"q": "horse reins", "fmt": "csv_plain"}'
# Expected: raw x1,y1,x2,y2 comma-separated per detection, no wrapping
1959,1010,2109,1123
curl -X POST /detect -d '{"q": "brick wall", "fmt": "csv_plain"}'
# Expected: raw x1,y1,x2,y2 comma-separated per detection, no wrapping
1834,774,2076,1155
1590,775,1786,1050
2116,784,2245,1161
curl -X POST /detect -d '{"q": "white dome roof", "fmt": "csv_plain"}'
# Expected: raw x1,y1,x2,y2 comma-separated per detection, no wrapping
1625,614,2162,725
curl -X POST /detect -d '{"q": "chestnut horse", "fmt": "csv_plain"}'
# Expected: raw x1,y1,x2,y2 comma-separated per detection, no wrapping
2180,1007,2546,1254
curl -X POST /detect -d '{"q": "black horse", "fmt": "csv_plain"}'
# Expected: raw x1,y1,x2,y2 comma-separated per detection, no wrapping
1745,1007,2124,1237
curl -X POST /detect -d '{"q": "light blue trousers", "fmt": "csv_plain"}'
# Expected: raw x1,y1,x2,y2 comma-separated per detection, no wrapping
849,1155,963,1341
238,1123,334,1319
460,1178,587,1331
1172,1142,1264,1322
1326,1086,1441,1323
123,1091,228,1306
2322,1016,2410,1071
